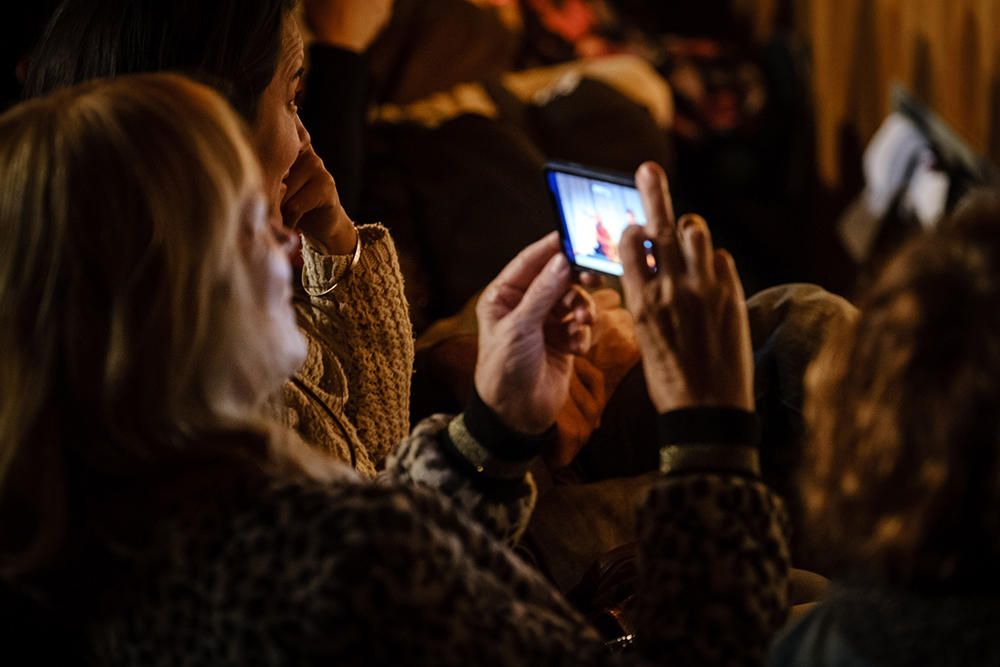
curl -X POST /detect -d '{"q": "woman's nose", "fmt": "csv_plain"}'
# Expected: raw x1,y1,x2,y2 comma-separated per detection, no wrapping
295,114,311,153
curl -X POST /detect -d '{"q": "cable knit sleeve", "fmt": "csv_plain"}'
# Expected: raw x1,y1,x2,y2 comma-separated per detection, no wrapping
294,224,414,469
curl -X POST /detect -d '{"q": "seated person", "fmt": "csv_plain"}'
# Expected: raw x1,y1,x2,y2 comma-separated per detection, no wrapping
771,192,1000,665
0,73,788,664
361,0,673,325
26,0,410,476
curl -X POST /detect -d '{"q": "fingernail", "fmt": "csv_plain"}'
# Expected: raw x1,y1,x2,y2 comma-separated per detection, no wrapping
549,253,568,274
679,216,703,236
638,163,655,185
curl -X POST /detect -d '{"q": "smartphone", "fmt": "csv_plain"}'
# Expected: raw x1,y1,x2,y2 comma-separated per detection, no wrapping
545,161,647,277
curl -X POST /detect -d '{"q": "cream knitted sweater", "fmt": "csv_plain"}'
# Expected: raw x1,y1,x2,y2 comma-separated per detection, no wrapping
273,224,414,478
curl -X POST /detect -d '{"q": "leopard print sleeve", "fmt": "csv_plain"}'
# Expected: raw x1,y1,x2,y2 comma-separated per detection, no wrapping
380,414,539,546
242,481,627,667
252,478,785,667
94,470,788,666
619,408,793,664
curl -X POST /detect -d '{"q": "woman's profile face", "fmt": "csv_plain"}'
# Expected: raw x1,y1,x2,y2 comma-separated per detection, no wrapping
250,14,309,221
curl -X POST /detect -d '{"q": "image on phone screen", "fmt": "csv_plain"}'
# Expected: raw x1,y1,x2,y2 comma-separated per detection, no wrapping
546,165,647,276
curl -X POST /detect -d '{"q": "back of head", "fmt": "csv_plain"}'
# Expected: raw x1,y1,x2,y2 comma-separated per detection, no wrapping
803,192,1000,592
24,0,296,121
0,73,271,580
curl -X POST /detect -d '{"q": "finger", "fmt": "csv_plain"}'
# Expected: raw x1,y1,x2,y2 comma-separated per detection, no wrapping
543,315,593,355
281,186,324,229
619,224,655,320
282,146,319,202
578,271,604,289
513,251,573,324
567,320,593,355
492,232,562,292
477,282,523,325
714,248,746,305
636,162,683,275
636,162,675,237
559,285,595,323
679,214,716,287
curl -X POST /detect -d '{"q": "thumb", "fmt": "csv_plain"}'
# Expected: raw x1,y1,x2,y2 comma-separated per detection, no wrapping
513,252,572,325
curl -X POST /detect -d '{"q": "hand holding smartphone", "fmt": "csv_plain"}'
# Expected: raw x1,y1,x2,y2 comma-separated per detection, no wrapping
545,161,649,277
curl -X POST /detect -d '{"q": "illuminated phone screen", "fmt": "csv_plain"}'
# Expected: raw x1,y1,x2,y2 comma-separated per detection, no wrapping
547,167,647,276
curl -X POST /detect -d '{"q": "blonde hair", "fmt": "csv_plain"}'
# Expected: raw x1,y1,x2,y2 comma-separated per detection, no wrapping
0,74,334,578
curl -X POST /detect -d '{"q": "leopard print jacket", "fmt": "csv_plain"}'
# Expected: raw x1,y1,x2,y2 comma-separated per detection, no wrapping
93,415,790,666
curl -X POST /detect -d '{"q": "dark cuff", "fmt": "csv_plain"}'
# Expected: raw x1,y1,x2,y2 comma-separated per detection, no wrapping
464,389,556,461
442,390,554,481
657,408,761,477
657,407,760,448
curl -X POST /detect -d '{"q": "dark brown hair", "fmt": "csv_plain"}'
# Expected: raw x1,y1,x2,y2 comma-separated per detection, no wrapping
24,0,297,121
802,192,1000,592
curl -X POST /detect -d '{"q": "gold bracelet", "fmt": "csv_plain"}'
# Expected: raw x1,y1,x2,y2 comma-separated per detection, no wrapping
303,228,362,298
659,444,760,476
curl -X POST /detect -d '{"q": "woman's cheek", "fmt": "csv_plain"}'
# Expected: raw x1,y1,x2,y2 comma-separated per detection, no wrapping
266,247,306,371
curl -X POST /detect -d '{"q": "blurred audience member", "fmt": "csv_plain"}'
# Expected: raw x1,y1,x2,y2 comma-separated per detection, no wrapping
771,192,1000,665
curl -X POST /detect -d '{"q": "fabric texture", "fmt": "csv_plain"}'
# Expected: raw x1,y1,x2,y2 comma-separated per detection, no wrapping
89,414,790,666
274,224,414,478
769,585,1000,667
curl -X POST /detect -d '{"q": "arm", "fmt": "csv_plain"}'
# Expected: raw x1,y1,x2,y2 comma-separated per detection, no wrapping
275,209,786,663
381,390,549,546
300,45,368,216
633,409,790,664
617,162,791,663
299,0,393,216
233,449,783,666
245,480,625,666
297,224,414,468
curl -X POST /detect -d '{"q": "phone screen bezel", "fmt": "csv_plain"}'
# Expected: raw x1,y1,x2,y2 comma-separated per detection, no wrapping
544,161,641,277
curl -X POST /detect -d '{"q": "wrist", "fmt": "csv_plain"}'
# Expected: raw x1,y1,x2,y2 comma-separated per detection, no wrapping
318,222,358,257
464,389,555,458
651,392,755,415
657,407,761,477
657,407,759,447
473,383,552,437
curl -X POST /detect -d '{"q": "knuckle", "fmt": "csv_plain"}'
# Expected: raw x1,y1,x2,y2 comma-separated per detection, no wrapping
284,199,303,217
